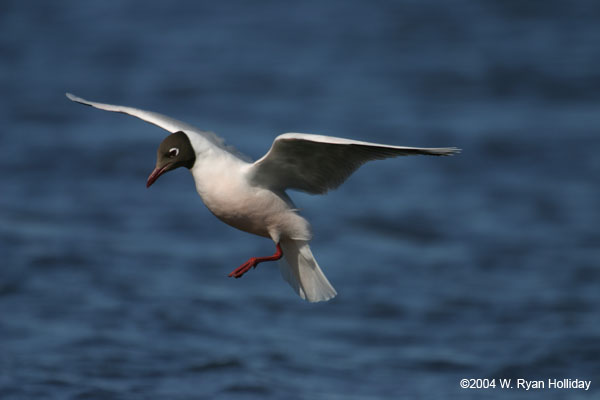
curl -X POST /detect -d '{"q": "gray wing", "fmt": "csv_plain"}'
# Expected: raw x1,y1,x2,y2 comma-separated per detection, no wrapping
248,133,460,194
65,93,248,160
66,93,200,133
65,93,229,148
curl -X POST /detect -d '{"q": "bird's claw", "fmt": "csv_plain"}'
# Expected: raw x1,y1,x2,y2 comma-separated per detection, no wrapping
227,245,283,279
228,259,257,278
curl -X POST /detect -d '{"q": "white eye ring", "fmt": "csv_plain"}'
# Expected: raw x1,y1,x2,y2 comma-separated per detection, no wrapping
168,147,179,157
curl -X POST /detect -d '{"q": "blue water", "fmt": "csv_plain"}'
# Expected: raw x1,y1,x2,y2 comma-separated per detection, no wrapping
1,1,599,399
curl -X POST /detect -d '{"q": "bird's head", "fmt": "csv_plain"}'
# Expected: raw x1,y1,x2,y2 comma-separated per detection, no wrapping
146,131,196,187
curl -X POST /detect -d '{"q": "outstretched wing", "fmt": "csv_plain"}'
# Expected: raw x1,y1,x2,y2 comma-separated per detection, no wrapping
66,92,201,134
248,133,460,194
66,92,236,154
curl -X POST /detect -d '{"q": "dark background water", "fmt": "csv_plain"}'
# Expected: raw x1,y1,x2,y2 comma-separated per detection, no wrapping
1,1,599,399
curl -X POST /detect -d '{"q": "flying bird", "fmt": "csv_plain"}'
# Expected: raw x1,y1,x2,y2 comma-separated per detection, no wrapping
66,93,459,302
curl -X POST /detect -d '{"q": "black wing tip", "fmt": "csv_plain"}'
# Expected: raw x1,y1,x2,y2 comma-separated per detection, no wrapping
442,147,461,156
426,147,461,156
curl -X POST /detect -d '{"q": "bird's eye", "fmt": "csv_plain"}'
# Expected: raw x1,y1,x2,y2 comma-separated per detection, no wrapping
168,147,179,158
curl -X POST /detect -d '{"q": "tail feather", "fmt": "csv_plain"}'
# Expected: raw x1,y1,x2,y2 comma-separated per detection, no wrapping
278,239,337,302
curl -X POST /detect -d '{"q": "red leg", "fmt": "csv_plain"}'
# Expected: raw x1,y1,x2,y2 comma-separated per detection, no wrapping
228,243,283,279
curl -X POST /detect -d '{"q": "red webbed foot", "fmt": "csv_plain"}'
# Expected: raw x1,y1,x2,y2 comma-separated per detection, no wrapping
228,243,283,279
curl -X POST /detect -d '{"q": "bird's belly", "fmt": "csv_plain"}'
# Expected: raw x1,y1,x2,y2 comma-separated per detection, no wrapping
191,162,310,241
212,205,272,238
199,186,290,239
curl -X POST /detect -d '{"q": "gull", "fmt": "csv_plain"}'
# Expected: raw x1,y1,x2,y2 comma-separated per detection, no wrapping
66,93,459,302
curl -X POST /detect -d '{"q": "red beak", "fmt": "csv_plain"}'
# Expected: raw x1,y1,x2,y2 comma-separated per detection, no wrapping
146,164,171,188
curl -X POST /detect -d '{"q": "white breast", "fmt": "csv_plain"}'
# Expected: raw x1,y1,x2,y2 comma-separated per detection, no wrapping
190,152,303,240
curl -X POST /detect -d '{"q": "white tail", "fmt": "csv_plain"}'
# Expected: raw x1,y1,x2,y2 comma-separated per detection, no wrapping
277,239,337,302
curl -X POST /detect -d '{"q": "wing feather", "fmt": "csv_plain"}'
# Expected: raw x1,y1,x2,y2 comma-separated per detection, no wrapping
66,92,200,133
65,93,229,149
249,133,459,194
